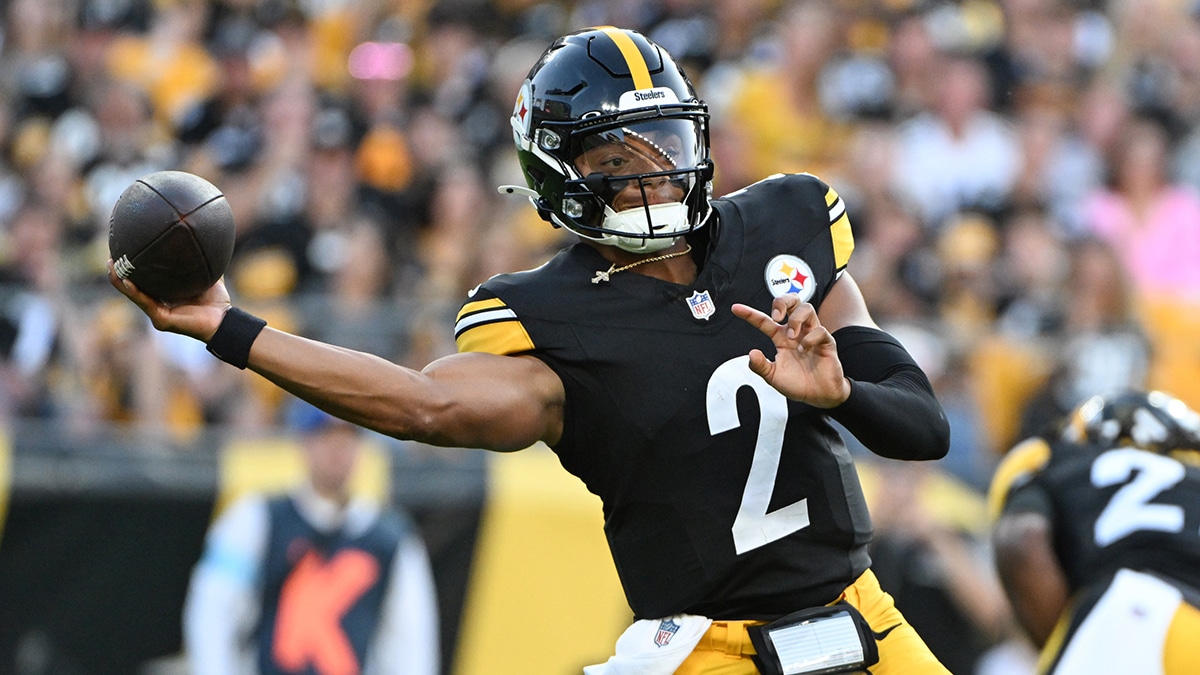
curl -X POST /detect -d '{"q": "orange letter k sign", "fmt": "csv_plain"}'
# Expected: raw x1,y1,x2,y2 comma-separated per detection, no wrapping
272,548,381,675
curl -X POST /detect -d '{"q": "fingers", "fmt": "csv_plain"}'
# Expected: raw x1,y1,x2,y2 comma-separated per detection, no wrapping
775,296,814,332
799,321,834,352
731,302,777,335
107,259,148,303
733,298,825,342
768,293,807,321
761,297,821,340
746,348,772,379
107,259,125,292
107,259,140,295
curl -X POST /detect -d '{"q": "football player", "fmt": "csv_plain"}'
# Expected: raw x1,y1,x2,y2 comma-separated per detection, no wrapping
989,390,1200,673
110,27,951,675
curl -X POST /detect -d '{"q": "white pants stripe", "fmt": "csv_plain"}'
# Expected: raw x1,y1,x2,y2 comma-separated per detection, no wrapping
1053,568,1181,674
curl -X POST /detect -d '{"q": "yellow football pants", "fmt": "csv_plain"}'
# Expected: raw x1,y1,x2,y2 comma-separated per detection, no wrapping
674,568,950,675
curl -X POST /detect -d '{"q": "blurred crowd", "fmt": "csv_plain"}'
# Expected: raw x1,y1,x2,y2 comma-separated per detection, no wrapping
3,0,1200,491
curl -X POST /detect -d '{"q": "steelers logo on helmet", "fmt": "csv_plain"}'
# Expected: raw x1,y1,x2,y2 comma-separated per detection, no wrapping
765,254,816,301
513,81,533,140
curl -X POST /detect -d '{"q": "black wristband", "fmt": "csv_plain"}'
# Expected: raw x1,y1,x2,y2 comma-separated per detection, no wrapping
206,307,266,369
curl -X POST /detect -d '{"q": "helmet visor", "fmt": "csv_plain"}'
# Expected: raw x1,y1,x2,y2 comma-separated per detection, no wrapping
570,118,704,210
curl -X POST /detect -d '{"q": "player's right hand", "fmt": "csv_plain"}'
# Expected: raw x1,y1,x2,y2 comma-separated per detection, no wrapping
731,294,851,409
108,259,231,343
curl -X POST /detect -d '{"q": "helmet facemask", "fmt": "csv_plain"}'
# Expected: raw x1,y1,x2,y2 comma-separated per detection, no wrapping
558,115,712,253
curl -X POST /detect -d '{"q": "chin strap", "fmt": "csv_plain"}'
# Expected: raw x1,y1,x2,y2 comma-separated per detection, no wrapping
498,184,559,226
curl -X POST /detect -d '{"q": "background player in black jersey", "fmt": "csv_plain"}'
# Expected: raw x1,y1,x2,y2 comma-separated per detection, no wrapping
989,390,1200,674
109,27,951,674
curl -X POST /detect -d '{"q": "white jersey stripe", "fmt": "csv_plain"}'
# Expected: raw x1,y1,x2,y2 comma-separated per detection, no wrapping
828,198,845,223
455,308,518,334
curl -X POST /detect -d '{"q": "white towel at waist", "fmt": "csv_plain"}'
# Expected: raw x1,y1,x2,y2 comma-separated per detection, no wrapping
583,614,714,675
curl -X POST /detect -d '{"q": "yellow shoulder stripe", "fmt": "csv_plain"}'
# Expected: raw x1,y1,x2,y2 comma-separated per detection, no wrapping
825,186,840,207
598,26,653,90
457,297,507,322
831,213,854,269
987,437,1052,522
826,186,854,268
456,321,535,355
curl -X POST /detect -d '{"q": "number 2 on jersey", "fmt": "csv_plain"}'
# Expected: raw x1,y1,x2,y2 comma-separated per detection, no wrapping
1092,449,1186,547
706,356,810,554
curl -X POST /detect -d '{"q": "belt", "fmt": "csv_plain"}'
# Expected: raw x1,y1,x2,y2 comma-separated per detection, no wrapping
696,620,762,656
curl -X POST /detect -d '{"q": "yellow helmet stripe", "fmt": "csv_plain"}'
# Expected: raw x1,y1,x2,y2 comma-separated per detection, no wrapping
597,26,653,90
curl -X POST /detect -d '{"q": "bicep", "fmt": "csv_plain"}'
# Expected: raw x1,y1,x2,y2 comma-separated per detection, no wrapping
816,272,878,333
420,352,565,451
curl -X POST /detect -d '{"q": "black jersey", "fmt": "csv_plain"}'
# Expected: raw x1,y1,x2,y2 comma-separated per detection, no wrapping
989,437,1200,594
454,173,871,620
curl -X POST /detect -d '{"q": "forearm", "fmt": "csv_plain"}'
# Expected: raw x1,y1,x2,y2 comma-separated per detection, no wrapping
247,328,435,439
993,511,1069,647
827,326,949,460
243,327,561,451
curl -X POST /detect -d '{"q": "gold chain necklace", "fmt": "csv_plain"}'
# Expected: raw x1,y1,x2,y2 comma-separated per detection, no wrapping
591,245,693,284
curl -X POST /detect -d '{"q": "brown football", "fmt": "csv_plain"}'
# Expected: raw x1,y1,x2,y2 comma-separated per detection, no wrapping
108,171,236,302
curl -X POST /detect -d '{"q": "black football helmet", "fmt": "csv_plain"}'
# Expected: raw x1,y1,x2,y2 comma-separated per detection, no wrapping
502,27,714,254
1062,390,1200,456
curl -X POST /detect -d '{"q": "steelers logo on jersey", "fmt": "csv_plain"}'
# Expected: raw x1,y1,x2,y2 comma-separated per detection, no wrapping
765,254,816,301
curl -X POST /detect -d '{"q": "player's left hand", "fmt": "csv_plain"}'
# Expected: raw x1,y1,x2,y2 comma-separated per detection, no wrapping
731,294,851,408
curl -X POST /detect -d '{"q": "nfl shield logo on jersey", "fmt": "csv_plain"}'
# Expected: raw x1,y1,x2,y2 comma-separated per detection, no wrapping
765,254,816,302
654,619,681,647
686,290,716,320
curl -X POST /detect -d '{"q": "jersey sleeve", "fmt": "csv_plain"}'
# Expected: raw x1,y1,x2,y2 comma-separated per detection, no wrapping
453,286,536,355
987,437,1054,522
725,172,856,274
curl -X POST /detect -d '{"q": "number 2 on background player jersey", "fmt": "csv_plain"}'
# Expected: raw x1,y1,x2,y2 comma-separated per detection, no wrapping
1092,449,1188,547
